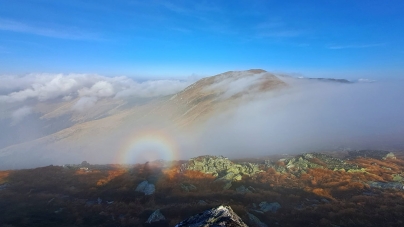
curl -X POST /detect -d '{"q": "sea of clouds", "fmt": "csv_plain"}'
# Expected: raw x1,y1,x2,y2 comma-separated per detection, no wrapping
1,72,404,169
0,73,196,121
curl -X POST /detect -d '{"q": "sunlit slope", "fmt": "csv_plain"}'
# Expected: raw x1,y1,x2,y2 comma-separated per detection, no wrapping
0,70,287,169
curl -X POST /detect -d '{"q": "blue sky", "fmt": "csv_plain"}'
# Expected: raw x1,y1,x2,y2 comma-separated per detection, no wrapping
0,0,403,79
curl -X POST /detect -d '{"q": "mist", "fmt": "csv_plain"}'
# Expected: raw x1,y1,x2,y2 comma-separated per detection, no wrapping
189,78,404,159
0,73,403,170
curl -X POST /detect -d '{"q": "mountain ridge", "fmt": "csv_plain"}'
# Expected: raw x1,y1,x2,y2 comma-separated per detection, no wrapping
0,69,288,169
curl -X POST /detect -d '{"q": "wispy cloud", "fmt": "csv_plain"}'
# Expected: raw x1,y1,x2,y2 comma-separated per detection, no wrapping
327,43,386,50
252,19,306,39
0,18,100,40
256,30,303,38
159,1,190,14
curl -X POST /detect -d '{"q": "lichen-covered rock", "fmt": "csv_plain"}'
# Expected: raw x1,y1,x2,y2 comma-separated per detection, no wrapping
259,201,281,213
175,205,248,227
368,181,404,190
247,212,268,227
146,209,165,223
392,174,404,182
180,155,261,181
135,180,155,195
348,150,396,160
268,153,359,175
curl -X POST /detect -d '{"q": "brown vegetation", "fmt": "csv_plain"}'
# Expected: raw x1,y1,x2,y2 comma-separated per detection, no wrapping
0,170,10,184
1,152,404,227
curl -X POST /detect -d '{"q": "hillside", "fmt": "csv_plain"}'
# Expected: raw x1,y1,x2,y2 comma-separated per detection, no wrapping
1,150,404,226
0,69,287,169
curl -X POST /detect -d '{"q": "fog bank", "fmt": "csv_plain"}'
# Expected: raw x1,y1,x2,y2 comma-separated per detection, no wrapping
190,78,404,159
1,73,403,169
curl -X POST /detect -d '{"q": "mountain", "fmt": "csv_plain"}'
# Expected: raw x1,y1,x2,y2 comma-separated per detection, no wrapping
0,69,287,169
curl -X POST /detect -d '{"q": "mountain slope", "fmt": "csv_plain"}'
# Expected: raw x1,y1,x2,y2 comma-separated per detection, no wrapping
0,69,287,169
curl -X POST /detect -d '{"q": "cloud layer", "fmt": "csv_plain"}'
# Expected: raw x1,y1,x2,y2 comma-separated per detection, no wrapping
192,78,404,158
0,73,194,104
11,106,32,123
1,73,404,169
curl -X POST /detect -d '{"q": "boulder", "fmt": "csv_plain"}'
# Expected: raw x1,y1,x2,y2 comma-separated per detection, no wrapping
146,209,165,223
236,185,253,194
180,183,197,192
135,180,155,195
0,183,9,191
247,212,268,227
198,200,208,205
175,205,248,227
259,201,281,213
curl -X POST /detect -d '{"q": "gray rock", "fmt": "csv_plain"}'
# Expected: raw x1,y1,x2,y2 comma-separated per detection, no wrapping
136,181,148,191
175,205,248,227
180,155,261,182
236,185,252,194
368,181,404,190
135,180,155,195
223,181,232,190
85,200,97,206
0,183,9,191
321,198,330,203
54,208,64,214
259,201,281,213
181,183,197,192
270,152,359,175
348,150,395,160
146,209,165,223
198,200,208,205
247,212,268,227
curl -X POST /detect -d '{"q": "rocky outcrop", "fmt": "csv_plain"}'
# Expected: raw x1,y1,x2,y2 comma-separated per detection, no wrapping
268,153,359,175
347,150,396,160
181,155,261,181
368,181,404,190
180,155,262,190
135,181,155,195
146,209,165,223
236,185,254,194
175,205,248,227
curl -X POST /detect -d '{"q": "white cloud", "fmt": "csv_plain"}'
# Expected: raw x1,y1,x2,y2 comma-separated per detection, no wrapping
327,43,385,50
358,78,376,83
72,97,98,112
115,79,193,98
0,74,193,105
0,74,83,102
11,106,32,123
78,81,115,98
203,71,272,99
